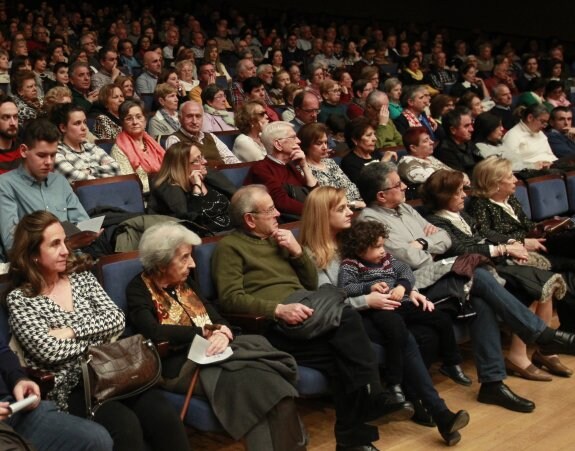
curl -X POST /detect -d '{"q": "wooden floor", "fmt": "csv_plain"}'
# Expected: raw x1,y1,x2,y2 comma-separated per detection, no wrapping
187,340,575,450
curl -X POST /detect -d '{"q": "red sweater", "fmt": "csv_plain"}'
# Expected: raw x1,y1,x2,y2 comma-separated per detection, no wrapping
244,157,310,215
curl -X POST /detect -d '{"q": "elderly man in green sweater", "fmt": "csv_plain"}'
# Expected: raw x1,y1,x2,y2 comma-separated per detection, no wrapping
212,184,414,451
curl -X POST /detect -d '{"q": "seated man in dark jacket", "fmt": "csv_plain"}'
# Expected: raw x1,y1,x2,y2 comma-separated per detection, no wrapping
546,106,575,159
435,107,482,177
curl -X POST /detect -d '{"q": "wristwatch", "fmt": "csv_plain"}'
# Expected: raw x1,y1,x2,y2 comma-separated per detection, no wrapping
416,238,429,250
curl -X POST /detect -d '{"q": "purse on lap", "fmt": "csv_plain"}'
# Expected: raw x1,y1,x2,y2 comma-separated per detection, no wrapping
79,334,162,418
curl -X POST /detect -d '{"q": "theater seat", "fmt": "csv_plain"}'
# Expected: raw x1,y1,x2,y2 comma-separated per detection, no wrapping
525,174,569,221
95,252,225,433
73,174,145,214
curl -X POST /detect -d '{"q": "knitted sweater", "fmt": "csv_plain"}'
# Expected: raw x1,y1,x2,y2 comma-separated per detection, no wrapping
212,230,318,319
338,254,414,299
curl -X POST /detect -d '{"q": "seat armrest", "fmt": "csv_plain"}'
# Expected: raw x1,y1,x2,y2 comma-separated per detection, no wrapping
26,368,55,398
222,313,269,335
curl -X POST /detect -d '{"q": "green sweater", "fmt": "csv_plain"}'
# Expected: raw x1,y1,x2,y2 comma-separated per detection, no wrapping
376,122,403,149
212,230,318,319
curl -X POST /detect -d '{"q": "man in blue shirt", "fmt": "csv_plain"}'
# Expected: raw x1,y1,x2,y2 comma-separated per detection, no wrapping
0,119,89,260
0,338,113,450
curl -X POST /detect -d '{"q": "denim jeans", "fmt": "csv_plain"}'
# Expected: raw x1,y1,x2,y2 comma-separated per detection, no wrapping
6,399,113,451
468,268,546,383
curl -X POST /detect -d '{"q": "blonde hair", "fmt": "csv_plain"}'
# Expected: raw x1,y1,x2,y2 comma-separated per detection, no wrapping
300,186,347,269
472,156,513,198
154,142,197,191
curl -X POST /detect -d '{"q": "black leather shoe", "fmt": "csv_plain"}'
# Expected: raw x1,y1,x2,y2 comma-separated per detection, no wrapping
336,444,380,451
538,330,575,356
386,384,406,403
477,383,535,413
410,398,436,427
440,365,472,386
435,410,470,446
365,392,414,425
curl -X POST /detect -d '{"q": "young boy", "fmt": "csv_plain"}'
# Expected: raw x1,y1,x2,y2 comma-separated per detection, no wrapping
337,220,471,389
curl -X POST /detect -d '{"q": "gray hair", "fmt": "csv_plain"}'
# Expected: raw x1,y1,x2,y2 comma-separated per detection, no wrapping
366,90,387,109
356,161,398,205
139,222,201,273
260,121,294,154
256,64,272,76
229,185,269,228
401,85,427,108
492,83,510,100
178,100,203,118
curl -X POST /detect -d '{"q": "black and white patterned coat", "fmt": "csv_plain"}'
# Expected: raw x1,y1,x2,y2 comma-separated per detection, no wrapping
7,271,125,411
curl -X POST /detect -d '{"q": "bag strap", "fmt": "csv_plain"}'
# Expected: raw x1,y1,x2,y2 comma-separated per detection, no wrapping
80,356,94,418
179,366,200,421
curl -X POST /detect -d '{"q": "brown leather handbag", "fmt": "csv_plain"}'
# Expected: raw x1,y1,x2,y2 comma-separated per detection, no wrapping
80,334,162,418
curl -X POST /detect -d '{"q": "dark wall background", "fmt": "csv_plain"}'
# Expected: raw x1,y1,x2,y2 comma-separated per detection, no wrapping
237,0,575,42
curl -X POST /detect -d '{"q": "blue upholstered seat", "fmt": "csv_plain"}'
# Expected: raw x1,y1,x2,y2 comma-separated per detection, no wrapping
73,174,145,214
526,175,569,221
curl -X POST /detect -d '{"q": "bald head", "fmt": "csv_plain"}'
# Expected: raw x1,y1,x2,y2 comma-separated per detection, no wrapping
143,51,162,76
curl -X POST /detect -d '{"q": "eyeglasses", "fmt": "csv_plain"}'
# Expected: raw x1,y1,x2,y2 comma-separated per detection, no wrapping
189,154,206,165
381,181,403,191
248,205,277,216
124,114,144,123
254,111,267,117
277,134,298,142
300,108,319,114
328,89,342,93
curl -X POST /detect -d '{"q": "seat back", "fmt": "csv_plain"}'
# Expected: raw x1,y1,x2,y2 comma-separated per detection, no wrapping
73,174,145,214
565,171,575,213
217,162,253,188
95,251,142,335
514,180,532,219
213,130,240,150
95,139,115,154
525,175,569,221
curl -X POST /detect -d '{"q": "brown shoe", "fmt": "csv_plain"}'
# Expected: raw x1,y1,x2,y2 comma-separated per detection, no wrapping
532,349,573,377
505,358,552,382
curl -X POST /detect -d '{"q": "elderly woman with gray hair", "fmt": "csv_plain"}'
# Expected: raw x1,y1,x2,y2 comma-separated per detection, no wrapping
126,222,306,450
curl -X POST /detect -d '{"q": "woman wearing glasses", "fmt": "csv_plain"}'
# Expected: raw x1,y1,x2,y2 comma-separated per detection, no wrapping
201,84,236,133
317,79,347,123
111,99,165,194
148,142,235,236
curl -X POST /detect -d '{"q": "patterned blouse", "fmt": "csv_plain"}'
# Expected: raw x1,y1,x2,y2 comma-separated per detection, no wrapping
55,141,120,182
14,95,44,126
7,272,125,411
467,195,535,242
93,114,122,140
309,158,363,202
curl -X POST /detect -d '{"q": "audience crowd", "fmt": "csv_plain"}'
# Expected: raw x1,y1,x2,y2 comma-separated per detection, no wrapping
2,1,575,450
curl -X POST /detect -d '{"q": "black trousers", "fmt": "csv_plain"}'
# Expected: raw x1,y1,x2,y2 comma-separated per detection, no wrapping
266,306,381,447
68,386,190,451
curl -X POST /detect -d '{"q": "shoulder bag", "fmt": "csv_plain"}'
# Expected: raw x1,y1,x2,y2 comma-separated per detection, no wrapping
79,334,162,418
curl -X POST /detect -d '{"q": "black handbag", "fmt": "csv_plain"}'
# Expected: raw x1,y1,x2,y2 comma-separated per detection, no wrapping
422,274,477,321
79,334,162,417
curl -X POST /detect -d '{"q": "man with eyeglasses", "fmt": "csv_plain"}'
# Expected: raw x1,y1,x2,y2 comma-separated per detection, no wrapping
244,121,317,217
290,91,320,132
357,161,575,415
213,183,414,451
